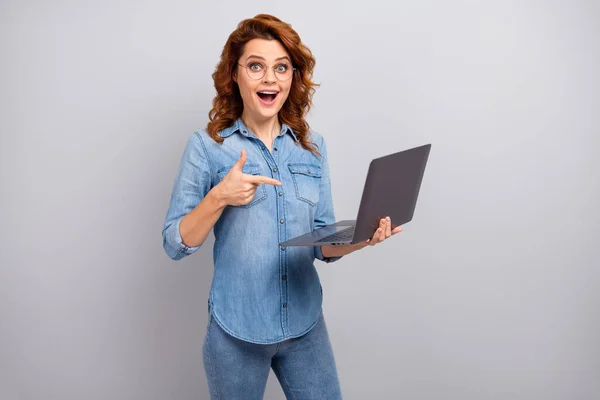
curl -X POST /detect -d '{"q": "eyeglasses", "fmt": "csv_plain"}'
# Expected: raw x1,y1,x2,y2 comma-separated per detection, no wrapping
237,61,295,81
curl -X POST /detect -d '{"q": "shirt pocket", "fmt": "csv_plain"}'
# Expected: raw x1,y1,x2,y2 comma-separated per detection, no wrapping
216,163,267,209
288,163,322,206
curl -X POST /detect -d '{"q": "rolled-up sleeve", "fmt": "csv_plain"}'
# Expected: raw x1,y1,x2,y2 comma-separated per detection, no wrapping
313,135,343,263
162,132,212,261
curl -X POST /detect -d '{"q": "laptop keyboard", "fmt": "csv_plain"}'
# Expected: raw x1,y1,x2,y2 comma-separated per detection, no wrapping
315,226,355,243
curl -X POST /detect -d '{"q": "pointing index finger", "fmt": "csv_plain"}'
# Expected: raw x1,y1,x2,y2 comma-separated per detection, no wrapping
244,174,282,186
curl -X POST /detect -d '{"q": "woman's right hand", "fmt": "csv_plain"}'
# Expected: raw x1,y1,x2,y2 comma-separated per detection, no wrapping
215,149,281,207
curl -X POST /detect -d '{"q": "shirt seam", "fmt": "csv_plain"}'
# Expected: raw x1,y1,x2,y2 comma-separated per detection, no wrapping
281,174,289,337
194,131,214,178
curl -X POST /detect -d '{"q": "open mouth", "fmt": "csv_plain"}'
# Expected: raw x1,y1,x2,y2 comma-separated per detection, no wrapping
257,91,279,103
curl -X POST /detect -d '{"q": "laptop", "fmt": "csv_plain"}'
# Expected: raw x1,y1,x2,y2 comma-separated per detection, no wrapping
280,143,431,246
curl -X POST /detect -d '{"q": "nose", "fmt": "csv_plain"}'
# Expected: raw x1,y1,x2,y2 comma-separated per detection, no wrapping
263,67,276,83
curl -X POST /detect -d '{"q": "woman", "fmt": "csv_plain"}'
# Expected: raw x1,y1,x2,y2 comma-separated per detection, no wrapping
162,13,401,400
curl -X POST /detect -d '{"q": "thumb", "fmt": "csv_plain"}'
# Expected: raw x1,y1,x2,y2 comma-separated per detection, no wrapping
233,149,246,171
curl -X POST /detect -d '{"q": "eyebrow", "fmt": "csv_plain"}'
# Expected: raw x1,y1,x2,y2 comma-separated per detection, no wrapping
245,54,292,63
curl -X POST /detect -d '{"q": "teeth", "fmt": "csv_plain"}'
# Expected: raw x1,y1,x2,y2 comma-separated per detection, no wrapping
258,91,278,94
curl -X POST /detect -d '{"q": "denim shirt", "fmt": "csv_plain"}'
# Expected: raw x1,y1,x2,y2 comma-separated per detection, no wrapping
162,118,342,344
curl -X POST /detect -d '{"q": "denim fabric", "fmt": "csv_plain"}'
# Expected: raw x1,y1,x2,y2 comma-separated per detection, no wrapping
202,310,342,400
162,118,342,344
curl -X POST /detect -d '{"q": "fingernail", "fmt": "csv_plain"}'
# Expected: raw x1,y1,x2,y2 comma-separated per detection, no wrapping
378,228,382,232
386,216,390,221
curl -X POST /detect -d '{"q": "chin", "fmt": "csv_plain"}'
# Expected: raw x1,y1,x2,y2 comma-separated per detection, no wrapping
255,106,282,120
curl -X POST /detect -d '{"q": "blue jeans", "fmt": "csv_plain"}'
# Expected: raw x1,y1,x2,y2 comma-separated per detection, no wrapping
202,311,343,399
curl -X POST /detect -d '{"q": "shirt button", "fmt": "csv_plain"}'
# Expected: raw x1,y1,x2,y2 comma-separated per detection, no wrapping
283,303,287,308
273,167,278,172
261,146,265,150
280,246,285,251
278,191,283,196
280,219,284,224
282,275,287,281
274,147,278,151
307,169,311,173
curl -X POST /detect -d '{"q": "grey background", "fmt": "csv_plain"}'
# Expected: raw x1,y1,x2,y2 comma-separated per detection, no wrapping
1,0,599,399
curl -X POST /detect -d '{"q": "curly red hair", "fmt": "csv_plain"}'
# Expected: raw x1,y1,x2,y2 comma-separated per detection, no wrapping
207,14,320,155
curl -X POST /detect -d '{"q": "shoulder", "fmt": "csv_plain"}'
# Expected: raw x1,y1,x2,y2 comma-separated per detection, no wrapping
307,129,327,151
191,129,212,143
177,129,215,163
306,129,333,161
187,129,220,152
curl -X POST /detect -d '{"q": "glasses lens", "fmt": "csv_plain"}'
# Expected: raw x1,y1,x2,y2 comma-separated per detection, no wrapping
246,62,265,80
274,63,293,80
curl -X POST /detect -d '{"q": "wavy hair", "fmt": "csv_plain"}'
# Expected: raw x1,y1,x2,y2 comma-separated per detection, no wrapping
206,14,320,155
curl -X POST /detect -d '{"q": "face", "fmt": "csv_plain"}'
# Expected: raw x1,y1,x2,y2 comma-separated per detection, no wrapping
233,38,293,122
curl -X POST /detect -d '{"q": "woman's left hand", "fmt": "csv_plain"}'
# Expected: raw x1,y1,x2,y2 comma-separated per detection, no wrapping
358,216,402,249
320,216,402,258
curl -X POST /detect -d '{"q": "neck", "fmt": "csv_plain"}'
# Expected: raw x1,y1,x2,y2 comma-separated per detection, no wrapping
240,111,280,144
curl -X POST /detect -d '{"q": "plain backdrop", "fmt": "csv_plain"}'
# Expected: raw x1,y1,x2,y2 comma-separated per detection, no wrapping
1,1,599,399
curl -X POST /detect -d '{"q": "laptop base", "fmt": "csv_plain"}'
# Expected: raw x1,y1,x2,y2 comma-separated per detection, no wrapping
280,220,356,246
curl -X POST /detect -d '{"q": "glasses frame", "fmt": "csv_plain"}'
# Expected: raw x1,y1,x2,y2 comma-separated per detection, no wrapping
236,61,296,81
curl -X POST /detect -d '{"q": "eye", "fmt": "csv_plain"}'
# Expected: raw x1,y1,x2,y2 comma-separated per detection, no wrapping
249,62,264,71
275,63,289,72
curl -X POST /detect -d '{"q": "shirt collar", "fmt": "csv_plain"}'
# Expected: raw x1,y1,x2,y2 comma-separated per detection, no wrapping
219,118,298,142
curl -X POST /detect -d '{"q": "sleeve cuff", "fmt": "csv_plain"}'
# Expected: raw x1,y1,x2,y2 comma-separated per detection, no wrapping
314,245,342,263
163,218,201,260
